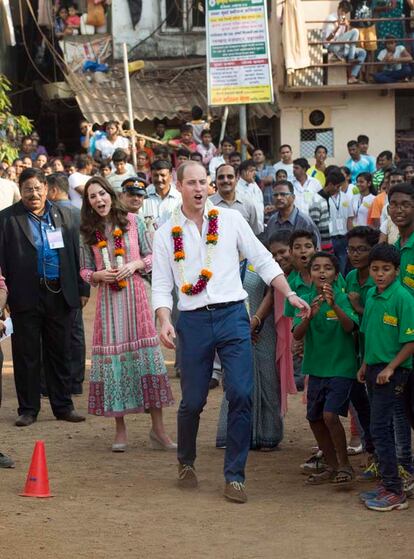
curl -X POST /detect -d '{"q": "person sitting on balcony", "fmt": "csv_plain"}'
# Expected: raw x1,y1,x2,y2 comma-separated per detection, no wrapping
373,34,413,83
323,0,367,83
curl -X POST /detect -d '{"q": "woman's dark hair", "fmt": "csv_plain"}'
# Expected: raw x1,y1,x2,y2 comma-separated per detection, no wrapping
368,243,400,267
80,176,129,245
356,172,376,194
310,251,340,274
346,226,379,246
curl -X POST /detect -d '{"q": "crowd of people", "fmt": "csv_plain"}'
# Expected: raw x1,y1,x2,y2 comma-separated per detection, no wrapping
323,0,414,84
1,107,414,510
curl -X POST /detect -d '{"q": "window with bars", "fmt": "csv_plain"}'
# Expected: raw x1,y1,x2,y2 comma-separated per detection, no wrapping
300,128,334,158
162,0,205,31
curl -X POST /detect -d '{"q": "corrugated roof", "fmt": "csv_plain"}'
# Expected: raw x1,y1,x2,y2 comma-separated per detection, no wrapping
65,61,279,124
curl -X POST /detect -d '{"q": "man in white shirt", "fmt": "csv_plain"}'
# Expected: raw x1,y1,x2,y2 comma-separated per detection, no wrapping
236,160,264,233
325,172,354,275
210,163,262,235
68,155,93,209
273,144,294,182
292,158,321,215
0,177,21,210
142,160,181,230
152,161,309,503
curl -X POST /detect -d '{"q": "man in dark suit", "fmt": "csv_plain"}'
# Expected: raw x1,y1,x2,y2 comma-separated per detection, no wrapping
46,173,89,396
0,167,87,426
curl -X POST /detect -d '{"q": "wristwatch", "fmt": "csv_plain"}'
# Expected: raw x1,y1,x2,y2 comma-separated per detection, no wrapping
286,291,297,299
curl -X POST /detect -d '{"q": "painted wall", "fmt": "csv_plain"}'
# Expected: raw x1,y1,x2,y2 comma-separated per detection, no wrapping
279,90,395,164
111,0,205,59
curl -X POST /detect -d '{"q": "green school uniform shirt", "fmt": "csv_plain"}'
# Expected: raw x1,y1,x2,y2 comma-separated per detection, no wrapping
395,231,414,296
285,269,346,317
293,286,359,378
345,269,375,307
361,280,414,368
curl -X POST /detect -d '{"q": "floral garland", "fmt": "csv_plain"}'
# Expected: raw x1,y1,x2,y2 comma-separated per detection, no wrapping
171,208,219,296
96,227,127,291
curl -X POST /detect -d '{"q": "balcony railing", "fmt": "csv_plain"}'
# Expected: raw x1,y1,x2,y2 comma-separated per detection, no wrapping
282,16,414,91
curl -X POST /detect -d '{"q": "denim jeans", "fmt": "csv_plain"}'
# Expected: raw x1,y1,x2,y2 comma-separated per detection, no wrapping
328,29,366,77
176,302,253,483
331,235,348,277
350,380,374,454
366,364,410,494
374,66,412,84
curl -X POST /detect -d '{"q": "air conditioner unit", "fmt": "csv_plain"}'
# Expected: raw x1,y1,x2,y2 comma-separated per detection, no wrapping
302,108,332,129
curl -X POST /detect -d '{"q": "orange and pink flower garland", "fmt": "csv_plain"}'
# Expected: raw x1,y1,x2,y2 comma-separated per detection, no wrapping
172,208,219,296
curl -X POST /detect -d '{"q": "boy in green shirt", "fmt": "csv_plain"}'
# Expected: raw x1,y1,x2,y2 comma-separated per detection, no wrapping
345,226,379,456
345,226,379,315
293,252,359,485
388,183,414,296
358,243,414,512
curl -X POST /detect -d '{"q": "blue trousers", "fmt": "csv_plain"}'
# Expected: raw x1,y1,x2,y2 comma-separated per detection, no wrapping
176,302,253,482
366,364,410,494
374,67,412,83
331,235,348,277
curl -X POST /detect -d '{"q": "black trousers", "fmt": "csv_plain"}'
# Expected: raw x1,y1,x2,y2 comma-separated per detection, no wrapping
11,286,74,418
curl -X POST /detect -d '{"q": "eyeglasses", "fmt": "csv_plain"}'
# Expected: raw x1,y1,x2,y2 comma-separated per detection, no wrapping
273,192,292,198
346,246,370,255
388,202,414,211
21,186,45,194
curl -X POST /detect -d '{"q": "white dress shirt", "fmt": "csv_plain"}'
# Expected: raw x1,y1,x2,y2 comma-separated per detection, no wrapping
152,206,282,312
0,178,20,210
68,172,91,209
292,177,321,215
141,184,182,229
236,178,264,233
209,155,225,181
328,191,354,236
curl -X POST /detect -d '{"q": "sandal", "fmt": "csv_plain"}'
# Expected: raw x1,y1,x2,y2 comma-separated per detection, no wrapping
347,443,363,456
331,466,355,485
305,469,336,485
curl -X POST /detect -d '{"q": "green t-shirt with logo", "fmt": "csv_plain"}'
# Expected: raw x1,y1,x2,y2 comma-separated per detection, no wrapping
361,280,414,368
395,231,414,297
345,269,375,307
293,286,359,378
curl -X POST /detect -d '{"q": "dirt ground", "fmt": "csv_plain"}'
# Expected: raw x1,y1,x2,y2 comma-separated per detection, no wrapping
1,291,414,559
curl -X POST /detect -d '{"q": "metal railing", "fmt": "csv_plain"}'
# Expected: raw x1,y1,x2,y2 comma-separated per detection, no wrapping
285,16,414,86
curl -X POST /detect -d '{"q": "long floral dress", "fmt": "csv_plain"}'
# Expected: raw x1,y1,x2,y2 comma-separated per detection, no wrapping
80,213,174,416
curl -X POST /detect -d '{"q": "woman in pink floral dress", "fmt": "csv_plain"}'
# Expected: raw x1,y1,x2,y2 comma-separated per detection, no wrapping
80,176,175,452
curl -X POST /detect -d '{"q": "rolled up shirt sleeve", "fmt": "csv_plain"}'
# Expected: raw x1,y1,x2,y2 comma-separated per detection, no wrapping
152,227,175,312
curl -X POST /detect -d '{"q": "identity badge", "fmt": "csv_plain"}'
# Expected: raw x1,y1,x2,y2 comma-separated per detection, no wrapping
46,227,65,249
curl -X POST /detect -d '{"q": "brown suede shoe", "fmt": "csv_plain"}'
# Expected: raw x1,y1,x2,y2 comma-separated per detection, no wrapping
177,464,198,488
224,481,247,503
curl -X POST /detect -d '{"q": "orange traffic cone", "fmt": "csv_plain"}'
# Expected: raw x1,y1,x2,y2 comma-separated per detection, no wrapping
20,440,53,498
